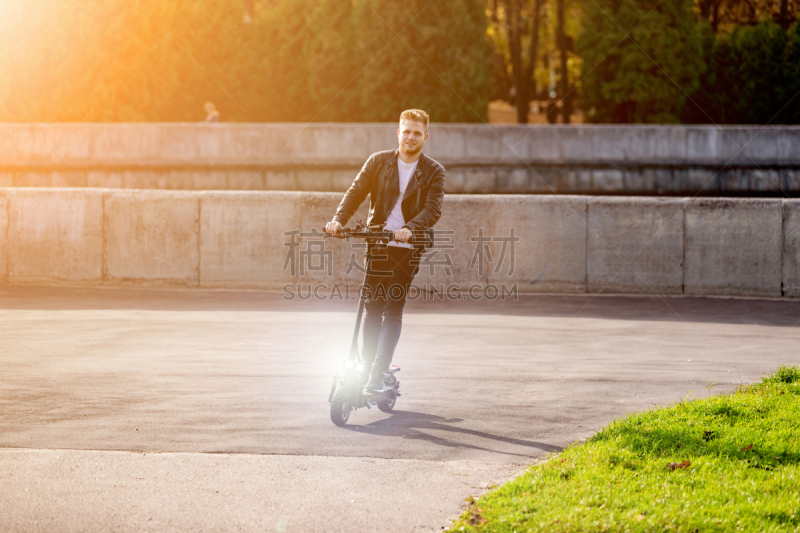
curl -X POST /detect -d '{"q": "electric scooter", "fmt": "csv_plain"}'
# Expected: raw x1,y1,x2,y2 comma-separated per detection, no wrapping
324,222,402,426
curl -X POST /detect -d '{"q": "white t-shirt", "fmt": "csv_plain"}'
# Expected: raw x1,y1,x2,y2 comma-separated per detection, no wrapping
384,157,418,249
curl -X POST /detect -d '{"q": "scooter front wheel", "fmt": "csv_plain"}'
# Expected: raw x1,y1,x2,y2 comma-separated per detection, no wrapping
330,386,351,426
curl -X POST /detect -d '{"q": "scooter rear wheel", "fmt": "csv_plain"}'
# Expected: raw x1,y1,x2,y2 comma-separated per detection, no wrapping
330,386,351,426
377,390,396,413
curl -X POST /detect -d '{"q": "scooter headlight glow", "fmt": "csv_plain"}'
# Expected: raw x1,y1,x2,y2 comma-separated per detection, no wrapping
356,363,365,372
343,359,355,370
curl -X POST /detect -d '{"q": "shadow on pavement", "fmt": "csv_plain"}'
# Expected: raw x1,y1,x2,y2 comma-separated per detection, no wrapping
343,410,562,459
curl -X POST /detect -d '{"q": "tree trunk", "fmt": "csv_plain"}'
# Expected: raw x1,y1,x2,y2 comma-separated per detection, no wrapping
557,0,571,123
523,0,544,119
506,0,529,123
711,0,720,33
489,0,500,23
779,0,789,28
698,0,711,20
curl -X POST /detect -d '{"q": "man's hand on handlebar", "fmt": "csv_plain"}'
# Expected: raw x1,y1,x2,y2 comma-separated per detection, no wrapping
324,221,410,242
325,220,342,236
395,227,412,243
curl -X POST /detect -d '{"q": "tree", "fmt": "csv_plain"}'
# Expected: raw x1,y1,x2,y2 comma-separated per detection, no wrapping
577,0,706,123
504,0,546,122
0,0,492,123
556,0,572,122
349,0,493,122
682,21,800,124
485,0,583,123
302,0,366,122
258,0,320,122
486,0,547,123
0,0,266,122
694,0,798,33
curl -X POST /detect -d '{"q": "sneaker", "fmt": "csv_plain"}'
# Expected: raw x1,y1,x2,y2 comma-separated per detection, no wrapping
362,373,384,395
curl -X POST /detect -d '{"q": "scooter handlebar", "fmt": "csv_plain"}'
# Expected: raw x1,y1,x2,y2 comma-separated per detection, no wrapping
323,227,398,241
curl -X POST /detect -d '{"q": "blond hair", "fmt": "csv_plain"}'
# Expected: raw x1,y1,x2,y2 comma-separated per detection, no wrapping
399,109,430,130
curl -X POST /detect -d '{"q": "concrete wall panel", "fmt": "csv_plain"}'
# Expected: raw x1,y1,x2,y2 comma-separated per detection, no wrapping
104,190,200,285
461,126,502,163
529,168,557,193
88,171,123,189
443,171,465,194
226,170,263,191
685,198,782,296
18,172,56,188
426,126,466,161
686,128,720,164
783,199,800,297
592,127,627,161
487,195,587,293
198,192,298,288
525,127,562,163
8,189,104,283
265,171,297,191
558,128,591,161
197,192,368,289
298,193,370,287
740,128,781,163
587,197,684,294
496,128,532,161
412,196,497,289
414,195,586,293
777,128,800,162
591,170,625,192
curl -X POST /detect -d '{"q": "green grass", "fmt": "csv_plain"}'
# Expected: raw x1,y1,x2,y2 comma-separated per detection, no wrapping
451,366,800,532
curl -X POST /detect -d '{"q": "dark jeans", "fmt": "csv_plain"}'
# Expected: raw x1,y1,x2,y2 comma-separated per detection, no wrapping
361,245,419,375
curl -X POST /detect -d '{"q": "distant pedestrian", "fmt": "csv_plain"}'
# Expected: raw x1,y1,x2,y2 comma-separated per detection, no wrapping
204,102,220,122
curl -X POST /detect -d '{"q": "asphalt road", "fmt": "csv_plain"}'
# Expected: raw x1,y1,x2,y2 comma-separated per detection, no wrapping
1,286,798,532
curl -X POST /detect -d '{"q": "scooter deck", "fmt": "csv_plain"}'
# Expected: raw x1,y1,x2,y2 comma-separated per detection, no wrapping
361,368,401,404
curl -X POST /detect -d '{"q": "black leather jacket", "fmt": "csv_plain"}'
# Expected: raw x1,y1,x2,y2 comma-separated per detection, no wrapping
333,149,446,252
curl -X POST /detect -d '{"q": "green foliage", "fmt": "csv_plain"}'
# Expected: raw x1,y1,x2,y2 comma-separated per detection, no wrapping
576,0,706,123
452,366,800,532
260,0,321,122
350,0,493,123
302,0,363,122
0,0,261,122
763,364,800,385
0,0,491,123
682,21,800,124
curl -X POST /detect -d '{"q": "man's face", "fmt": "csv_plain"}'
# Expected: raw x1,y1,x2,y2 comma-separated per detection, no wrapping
397,120,428,156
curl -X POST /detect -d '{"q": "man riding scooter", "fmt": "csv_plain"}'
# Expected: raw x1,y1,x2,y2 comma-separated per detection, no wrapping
324,109,446,395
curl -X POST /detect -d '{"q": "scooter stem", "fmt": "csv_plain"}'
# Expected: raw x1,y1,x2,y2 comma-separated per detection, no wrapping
348,245,374,360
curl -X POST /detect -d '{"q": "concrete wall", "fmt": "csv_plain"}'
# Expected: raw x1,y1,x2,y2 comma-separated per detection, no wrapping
2,124,800,194
587,197,685,294
784,199,800,297
8,190,104,284
0,189,796,298
685,199,783,297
